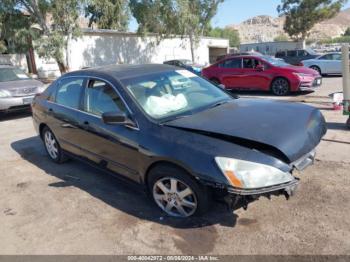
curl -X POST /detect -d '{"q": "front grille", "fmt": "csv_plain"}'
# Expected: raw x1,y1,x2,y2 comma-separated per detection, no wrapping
10,87,38,97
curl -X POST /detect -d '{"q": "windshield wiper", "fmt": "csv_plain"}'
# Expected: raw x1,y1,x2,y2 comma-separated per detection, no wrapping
207,100,230,109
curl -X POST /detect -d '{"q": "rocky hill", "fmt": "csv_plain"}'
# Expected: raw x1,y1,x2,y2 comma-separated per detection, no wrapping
228,8,350,43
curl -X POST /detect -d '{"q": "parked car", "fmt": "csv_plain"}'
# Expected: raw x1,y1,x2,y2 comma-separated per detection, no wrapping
163,59,203,74
0,65,46,114
32,64,327,218
301,52,344,75
275,49,320,65
202,55,322,96
215,51,263,62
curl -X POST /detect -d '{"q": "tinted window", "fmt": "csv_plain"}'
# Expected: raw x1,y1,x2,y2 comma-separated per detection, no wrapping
275,51,285,58
321,54,342,60
287,50,297,57
219,58,241,68
242,58,261,69
55,78,84,109
298,50,308,57
83,80,126,116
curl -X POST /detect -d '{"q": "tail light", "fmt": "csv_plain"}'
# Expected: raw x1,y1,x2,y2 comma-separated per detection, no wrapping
297,62,304,66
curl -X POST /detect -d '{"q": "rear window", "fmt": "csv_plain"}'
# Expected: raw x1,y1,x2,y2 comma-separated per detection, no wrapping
218,58,241,69
275,51,285,58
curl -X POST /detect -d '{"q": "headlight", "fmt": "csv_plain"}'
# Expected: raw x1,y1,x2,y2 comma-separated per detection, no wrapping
0,89,11,98
293,72,312,79
215,157,294,189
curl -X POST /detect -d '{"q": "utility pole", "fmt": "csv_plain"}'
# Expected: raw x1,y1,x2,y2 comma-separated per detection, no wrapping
341,44,350,128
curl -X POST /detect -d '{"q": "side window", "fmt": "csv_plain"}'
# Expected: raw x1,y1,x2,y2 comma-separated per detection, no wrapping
275,51,285,58
320,54,332,60
332,54,342,60
83,80,126,116
243,58,254,69
55,78,84,109
287,50,297,57
219,59,241,69
298,50,308,57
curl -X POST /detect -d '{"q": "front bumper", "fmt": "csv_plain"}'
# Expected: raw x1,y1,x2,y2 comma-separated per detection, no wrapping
299,77,322,91
227,178,299,196
0,95,35,111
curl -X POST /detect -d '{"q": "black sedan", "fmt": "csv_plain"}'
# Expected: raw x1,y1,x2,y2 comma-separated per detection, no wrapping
32,64,327,218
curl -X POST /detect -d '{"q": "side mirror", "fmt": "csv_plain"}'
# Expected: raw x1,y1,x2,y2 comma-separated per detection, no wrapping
256,64,265,71
102,111,136,127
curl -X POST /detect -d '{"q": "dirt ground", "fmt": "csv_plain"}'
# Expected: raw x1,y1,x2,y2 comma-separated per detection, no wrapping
0,76,349,255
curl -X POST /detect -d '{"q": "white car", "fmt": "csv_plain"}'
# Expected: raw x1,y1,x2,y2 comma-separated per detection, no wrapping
301,52,343,75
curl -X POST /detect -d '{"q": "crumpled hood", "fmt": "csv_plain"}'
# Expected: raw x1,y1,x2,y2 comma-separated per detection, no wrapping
165,99,327,163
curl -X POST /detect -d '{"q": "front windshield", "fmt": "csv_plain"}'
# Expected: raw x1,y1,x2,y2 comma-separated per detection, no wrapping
262,56,290,67
0,68,30,82
122,70,231,121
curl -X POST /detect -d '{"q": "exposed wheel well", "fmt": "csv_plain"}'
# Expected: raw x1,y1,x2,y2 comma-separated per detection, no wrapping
144,161,198,190
39,123,48,140
310,65,321,74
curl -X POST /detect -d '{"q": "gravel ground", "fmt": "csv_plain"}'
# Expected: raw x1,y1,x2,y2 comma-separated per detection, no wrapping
0,76,349,255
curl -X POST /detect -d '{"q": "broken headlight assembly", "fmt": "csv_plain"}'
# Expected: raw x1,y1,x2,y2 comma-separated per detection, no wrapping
215,157,294,189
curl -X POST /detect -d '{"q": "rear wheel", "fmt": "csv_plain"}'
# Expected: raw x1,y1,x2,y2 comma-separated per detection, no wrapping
148,165,209,217
310,65,321,75
42,126,67,163
271,78,290,96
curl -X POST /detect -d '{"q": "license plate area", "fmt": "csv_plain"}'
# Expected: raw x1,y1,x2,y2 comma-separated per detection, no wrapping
23,97,34,105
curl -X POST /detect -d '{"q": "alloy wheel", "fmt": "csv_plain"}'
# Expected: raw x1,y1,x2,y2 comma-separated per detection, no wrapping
272,78,289,96
44,130,58,160
152,177,198,217
310,66,321,75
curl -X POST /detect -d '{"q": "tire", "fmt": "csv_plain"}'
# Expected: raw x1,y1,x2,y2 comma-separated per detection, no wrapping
147,164,210,218
42,126,67,163
310,65,321,75
271,77,290,96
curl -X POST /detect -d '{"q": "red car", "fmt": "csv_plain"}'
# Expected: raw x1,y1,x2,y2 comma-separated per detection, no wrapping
202,55,322,96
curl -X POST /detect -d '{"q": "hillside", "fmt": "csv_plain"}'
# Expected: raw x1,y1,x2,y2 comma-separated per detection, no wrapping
228,8,350,44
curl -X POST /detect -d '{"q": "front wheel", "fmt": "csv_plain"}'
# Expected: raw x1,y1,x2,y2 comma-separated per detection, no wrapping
42,127,67,163
148,165,209,217
310,65,321,75
271,78,290,96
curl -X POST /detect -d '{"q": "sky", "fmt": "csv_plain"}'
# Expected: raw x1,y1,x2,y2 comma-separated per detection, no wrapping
129,0,350,32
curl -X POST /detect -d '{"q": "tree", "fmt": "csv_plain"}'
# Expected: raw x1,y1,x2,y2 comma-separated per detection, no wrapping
176,0,224,62
273,34,289,42
343,27,350,36
277,0,348,42
207,27,240,47
130,0,224,62
2,0,83,73
85,0,130,30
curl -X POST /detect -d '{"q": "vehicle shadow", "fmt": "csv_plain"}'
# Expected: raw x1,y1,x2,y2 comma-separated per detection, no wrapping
229,90,314,97
0,110,32,122
11,136,246,229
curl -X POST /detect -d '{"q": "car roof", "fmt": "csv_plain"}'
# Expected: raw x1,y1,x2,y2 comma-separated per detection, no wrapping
64,64,178,80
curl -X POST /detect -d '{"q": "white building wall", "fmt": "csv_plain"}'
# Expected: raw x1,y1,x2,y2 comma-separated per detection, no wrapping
67,31,228,71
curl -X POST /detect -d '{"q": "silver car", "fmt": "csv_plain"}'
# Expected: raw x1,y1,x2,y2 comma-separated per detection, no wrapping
301,52,343,75
0,65,46,114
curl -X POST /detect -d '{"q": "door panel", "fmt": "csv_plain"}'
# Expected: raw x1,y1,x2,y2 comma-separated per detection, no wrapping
240,58,270,90
217,58,242,89
45,77,85,155
75,79,141,182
